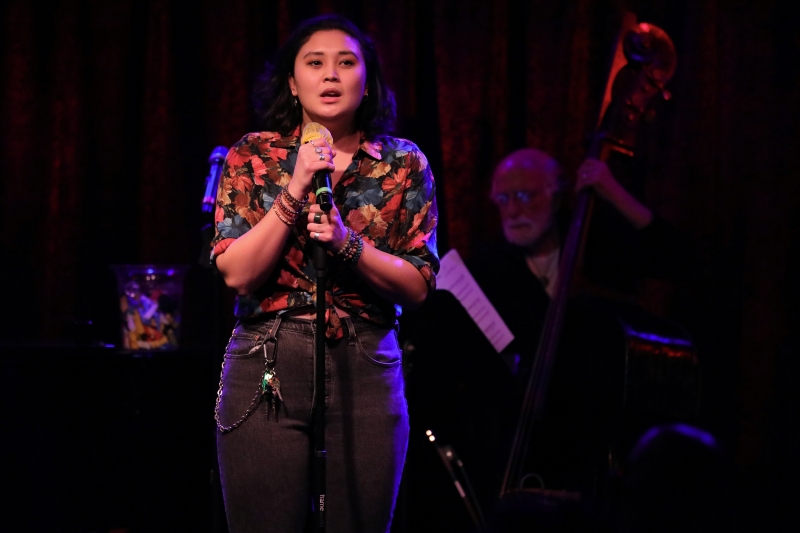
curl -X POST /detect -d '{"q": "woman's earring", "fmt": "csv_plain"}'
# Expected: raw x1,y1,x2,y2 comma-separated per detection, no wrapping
293,97,298,107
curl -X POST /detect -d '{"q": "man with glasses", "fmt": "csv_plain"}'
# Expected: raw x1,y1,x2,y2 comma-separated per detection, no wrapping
489,148,658,298
402,148,689,529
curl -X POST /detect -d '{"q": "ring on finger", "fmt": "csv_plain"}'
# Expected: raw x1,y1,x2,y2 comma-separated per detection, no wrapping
319,154,325,161
313,231,320,240
315,147,322,154
314,212,322,224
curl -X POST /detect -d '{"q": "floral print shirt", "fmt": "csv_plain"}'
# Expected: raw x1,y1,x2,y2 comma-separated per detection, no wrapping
210,128,439,337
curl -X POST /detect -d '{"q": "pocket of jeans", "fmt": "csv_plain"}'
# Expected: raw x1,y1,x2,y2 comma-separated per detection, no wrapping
225,331,262,359
355,328,402,367
218,336,266,426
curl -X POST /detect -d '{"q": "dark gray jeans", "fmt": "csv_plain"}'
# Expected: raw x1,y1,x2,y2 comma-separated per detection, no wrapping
216,315,408,533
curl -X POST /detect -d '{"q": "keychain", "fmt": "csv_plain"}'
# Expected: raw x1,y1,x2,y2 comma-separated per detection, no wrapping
261,341,283,418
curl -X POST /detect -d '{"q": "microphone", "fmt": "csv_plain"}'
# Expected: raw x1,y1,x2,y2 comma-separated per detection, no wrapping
202,146,228,213
300,122,334,212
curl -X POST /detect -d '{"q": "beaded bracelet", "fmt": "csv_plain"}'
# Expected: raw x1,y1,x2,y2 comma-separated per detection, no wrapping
274,195,301,219
337,228,363,264
339,230,355,257
273,190,305,226
273,206,294,226
281,187,308,210
273,208,295,226
349,236,363,264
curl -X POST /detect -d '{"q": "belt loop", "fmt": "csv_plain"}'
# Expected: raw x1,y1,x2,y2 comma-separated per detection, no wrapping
267,316,282,341
344,316,357,346
262,316,282,364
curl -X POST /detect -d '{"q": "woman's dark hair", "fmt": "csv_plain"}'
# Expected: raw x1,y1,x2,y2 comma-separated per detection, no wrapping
253,14,396,140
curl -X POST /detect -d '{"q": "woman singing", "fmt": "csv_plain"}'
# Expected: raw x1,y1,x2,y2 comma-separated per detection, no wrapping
210,14,439,533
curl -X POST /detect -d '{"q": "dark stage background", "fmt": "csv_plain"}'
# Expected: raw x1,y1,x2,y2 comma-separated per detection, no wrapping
2,0,799,531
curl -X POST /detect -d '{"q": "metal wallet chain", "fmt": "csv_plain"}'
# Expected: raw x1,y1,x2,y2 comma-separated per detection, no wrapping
214,336,276,433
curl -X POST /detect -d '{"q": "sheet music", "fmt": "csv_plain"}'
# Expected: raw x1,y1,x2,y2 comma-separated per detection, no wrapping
436,249,515,353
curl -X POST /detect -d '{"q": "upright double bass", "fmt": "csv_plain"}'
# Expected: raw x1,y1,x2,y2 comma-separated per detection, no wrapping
499,14,681,506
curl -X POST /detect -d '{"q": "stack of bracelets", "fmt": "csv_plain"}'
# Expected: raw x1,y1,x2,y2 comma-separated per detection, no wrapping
338,227,363,264
273,187,309,226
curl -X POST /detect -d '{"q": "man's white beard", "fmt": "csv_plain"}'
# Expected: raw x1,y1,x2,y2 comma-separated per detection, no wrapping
503,216,550,249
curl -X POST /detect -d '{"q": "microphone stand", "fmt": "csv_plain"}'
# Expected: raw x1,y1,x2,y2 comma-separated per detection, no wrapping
312,208,331,533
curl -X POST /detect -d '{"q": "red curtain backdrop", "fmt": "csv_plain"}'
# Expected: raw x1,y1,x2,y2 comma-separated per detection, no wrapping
2,0,800,526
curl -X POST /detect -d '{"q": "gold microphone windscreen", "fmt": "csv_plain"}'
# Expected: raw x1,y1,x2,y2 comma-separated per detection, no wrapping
300,122,334,146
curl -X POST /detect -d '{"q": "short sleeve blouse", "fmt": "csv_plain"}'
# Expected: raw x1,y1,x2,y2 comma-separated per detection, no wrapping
210,128,439,334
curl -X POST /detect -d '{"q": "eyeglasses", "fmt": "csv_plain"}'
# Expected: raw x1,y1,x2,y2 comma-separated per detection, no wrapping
491,190,534,208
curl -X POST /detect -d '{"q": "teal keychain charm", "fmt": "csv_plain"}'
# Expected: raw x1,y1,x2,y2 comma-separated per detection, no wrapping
262,368,283,401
